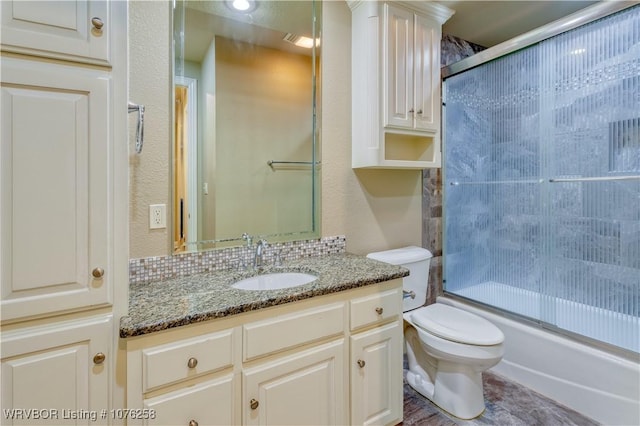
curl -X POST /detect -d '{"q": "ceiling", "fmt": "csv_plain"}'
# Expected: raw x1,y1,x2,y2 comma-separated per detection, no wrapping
181,0,602,62
437,0,599,47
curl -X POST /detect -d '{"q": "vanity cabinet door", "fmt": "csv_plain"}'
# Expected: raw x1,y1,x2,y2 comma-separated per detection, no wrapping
351,321,403,426
1,315,111,425
0,57,111,321
413,13,440,132
384,3,441,133
143,374,237,426
0,0,110,65
243,339,346,426
384,3,415,130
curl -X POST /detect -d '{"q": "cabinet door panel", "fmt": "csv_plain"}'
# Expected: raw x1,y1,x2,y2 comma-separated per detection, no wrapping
351,322,403,426
414,14,440,131
144,375,236,426
0,0,110,65
1,316,111,426
1,58,110,320
385,3,414,129
243,339,346,426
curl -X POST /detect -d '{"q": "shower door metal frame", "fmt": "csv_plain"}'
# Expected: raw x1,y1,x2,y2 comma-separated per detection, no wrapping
441,1,639,79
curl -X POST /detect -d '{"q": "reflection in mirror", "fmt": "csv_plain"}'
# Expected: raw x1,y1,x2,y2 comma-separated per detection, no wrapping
173,0,321,253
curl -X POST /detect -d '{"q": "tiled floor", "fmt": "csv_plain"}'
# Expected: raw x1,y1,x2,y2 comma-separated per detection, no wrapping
401,360,599,425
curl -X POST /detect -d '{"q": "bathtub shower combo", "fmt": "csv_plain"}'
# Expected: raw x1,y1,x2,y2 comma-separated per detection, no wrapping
442,3,640,425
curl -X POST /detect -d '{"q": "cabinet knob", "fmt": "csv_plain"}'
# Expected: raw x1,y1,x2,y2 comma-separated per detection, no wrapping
187,357,198,369
93,352,106,365
409,108,415,113
92,267,104,278
357,359,366,368
375,307,383,315
417,109,423,115
91,17,104,30
188,420,198,426
250,399,259,410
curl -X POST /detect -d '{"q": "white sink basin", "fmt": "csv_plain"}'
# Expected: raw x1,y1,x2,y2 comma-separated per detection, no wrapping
232,272,318,291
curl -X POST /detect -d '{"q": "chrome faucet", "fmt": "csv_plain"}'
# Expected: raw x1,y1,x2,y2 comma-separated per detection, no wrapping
253,239,268,270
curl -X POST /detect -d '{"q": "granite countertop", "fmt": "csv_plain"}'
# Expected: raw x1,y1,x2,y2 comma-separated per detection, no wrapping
120,253,408,338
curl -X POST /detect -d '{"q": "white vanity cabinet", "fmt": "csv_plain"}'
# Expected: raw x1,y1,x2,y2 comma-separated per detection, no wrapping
0,0,128,420
126,279,404,426
243,339,346,425
127,328,240,426
349,1,453,169
350,288,404,426
0,0,126,322
0,0,111,66
1,315,113,425
241,302,347,425
0,57,112,321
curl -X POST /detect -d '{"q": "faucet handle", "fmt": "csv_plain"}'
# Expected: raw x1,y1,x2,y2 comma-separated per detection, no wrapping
274,249,283,267
230,257,247,271
242,233,253,247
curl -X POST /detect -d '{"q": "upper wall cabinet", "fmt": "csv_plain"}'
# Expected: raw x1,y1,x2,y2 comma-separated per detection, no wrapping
0,0,110,66
349,1,453,169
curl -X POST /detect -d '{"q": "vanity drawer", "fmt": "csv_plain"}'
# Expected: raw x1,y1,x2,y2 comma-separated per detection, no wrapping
243,302,345,361
350,288,402,331
143,374,236,426
142,329,234,392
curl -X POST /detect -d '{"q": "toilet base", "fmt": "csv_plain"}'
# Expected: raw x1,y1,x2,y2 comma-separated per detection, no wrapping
405,326,489,420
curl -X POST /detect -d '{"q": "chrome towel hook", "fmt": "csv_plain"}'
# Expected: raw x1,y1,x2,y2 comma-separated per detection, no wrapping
128,101,145,153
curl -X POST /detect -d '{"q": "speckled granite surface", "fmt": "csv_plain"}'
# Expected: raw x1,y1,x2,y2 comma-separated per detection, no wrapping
120,253,408,338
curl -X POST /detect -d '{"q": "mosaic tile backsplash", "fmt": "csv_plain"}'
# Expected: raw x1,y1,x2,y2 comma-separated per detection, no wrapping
129,235,346,284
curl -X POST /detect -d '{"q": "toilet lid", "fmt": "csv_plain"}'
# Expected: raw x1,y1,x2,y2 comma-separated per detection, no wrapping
411,304,504,346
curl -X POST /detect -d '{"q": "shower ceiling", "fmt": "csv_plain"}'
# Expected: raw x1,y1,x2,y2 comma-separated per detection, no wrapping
438,0,599,47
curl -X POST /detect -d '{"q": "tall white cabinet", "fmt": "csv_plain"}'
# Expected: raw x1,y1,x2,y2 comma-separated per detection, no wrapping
349,1,453,169
0,0,128,422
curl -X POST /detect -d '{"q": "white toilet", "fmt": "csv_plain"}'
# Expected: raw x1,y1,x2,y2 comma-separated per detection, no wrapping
367,246,504,420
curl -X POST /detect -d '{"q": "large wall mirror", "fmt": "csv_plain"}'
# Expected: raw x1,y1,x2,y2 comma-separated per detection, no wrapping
173,0,321,252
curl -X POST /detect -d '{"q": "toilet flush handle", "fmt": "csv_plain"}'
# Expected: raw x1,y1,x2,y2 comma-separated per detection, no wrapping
403,290,416,299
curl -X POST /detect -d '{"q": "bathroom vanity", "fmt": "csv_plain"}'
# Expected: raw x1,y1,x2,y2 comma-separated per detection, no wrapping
122,254,407,426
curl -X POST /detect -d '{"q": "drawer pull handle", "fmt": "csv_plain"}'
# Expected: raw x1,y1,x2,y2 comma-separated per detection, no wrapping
93,352,106,365
250,399,259,410
91,17,104,30
188,420,198,426
92,267,104,278
375,307,383,315
357,359,365,368
187,357,198,369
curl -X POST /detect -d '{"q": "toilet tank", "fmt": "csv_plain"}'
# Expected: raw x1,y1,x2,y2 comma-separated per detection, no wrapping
367,246,433,312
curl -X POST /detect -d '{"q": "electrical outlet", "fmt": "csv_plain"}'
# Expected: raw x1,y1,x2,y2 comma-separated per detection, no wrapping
149,204,166,229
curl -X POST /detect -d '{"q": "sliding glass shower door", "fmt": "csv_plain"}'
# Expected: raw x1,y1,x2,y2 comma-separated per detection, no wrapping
443,5,640,353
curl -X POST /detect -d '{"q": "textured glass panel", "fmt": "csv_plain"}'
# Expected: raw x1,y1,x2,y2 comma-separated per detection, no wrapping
444,5,640,353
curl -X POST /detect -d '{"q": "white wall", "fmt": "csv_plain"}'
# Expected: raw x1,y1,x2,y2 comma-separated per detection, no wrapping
129,0,172,258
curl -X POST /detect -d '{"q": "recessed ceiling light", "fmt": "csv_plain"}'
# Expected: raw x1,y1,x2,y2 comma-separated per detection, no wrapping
225,0,257,13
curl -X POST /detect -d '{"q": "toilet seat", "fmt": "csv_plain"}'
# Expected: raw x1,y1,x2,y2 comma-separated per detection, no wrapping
410,304,504,346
